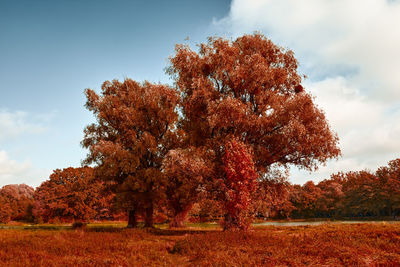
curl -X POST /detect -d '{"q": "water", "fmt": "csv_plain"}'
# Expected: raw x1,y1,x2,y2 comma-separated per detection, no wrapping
255,220,400,227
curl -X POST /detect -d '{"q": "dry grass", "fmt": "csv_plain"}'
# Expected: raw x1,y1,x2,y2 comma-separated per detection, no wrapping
0,223,399,266
173,223,400,266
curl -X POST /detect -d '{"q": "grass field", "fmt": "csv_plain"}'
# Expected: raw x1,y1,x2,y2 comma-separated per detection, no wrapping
1,223,399,266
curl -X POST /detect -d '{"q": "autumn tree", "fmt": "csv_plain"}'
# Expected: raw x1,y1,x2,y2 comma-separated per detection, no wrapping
290,181,323,218
0,184,34,223
82,80,179,228
333,171,379,217
162,148,211,227
316,178,344,218
375,159,400,217
33,167,111,223
168,34,340,229
222,138,257,230
251,176,294,219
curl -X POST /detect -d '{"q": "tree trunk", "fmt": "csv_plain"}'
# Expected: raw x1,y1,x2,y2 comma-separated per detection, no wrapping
127,209,137,228
144,202,154,228
169,208,190,228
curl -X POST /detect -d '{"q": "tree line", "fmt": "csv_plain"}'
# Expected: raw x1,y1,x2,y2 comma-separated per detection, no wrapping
288,158,400,219
1,158,399,224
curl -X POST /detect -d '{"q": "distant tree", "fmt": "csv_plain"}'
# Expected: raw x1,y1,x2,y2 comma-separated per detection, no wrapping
162,148,211,227
339,171,379,217
291,181,323,218
0,184,34,223
376,159,400,217
33,167,111,222
190,199,224,222
251,176,294,219
316,178,344,218
82,80,179,228
168,34,341,229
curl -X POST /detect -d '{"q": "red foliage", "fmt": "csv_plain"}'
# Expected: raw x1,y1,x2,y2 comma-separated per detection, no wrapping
222,138,257,230
288,158,400,219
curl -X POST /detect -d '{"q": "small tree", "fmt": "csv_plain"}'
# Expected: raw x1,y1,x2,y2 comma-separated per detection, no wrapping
33,167,110,223
222,138,257,230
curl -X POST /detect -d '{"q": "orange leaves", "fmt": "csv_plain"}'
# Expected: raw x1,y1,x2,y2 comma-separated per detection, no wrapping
207,96,250,133
33,167,112,222
288,158,400,219
82,79,180,227
169,33,340,174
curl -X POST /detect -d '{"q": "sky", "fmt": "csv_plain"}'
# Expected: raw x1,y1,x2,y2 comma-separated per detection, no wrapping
1,0,399,187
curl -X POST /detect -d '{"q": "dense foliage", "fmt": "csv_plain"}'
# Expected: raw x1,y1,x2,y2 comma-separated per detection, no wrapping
289,159,400,219
82,80,180,227
3,157,399,224
33,167,112,223
162,148,211,227
0,184,34,223
222,138,257,230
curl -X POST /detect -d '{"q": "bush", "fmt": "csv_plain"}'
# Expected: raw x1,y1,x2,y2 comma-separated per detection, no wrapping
72,221,87,229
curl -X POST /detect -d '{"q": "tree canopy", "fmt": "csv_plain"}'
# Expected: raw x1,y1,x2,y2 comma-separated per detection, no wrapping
82,80,180,227
168,34,340,173
33,167,111,222
167,34,341,228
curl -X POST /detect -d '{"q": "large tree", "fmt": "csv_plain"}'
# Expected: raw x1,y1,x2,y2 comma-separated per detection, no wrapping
168,34,340,229
82,80,179,227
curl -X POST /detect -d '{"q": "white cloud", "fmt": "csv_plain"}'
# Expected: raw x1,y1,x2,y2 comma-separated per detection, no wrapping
0,150,51,188
0,109,50,142
0,109,55,187
214,0,400,99
213,0,400,184
292,77,400,184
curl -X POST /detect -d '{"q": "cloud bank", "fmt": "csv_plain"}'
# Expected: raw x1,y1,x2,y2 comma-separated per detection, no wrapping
0,110,53,187
213,0,400,183
0,150,49,187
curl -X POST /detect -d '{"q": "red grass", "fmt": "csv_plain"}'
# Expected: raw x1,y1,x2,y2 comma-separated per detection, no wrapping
0,223,399,266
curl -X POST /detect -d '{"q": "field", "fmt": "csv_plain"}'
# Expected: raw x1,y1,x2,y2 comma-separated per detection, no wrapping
1,223,400,266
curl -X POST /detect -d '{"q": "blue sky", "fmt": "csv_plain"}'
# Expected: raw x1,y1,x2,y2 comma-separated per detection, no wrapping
0,0,230,186
1,0,400,187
